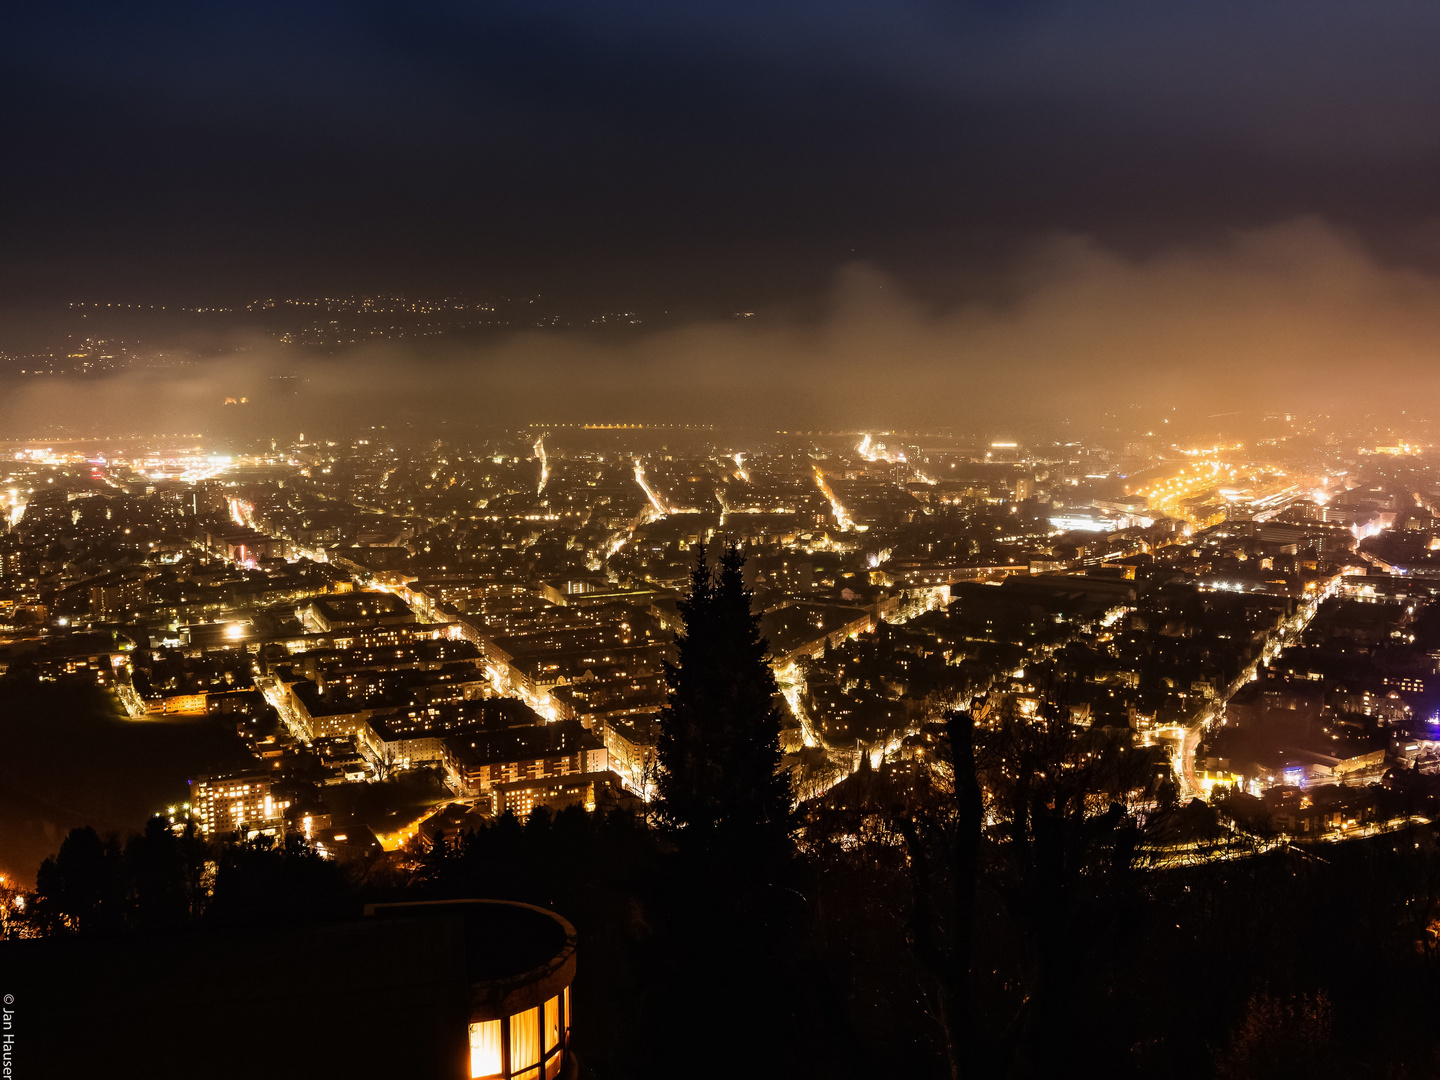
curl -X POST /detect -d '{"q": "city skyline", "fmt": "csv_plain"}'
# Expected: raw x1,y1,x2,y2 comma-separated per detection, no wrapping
10,4,1440,1077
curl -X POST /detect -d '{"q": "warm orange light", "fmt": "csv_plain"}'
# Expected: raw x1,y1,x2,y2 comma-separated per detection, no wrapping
469,1020,502,1078
511,1008,541,1072
544,996,561,1052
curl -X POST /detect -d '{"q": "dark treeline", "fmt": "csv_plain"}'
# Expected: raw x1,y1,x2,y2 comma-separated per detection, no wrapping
21,819,353,936
12,546,1440,1077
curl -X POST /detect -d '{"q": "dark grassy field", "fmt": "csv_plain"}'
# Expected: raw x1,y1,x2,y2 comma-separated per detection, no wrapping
0,677,252,882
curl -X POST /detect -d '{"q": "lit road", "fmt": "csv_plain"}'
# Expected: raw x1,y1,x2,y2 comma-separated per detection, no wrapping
856,433,903,464
775,661,820,748
1316,814,1431,843
376,800,458,852
1,487,27,529
1178,723,1203,798
1143,814,1433,870
813,465,856,531
257,674,310,742
776,654,916,804
227,495,329,563
604,501,654,558
1178,576,1339,799
479,660,559,722
534,434,549,495
633,457,674,517
115,676,148,719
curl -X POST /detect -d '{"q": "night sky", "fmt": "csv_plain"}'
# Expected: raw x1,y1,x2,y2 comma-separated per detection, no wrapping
7,2,1440,434
9,1,1440,312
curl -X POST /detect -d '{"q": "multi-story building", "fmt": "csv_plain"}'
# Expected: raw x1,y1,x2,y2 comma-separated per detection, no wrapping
603,716,659,796
491,769,629,818
447,721,608,797
190,770,289,836
89,578,147,620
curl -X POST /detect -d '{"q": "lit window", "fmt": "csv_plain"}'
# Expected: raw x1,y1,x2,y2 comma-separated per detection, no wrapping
544,996,560,1052
510,1007,541,1080
543,990,566,1079
469,1020,501,1079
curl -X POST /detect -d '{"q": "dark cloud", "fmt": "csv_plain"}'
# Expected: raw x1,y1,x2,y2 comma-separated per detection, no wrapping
5,2,1440,309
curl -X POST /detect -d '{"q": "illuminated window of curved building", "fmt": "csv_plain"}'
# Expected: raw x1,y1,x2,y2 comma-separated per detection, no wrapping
510,1006,541,1080
367,899,576,1080
469,1020,502,1079
543,995,562,1079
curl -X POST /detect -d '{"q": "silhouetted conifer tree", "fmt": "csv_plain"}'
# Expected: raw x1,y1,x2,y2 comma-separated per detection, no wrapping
656,543,793,852
651,542,804,1077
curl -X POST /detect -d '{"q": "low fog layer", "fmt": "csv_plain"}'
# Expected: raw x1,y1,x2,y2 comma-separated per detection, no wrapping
3,220,1439,440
